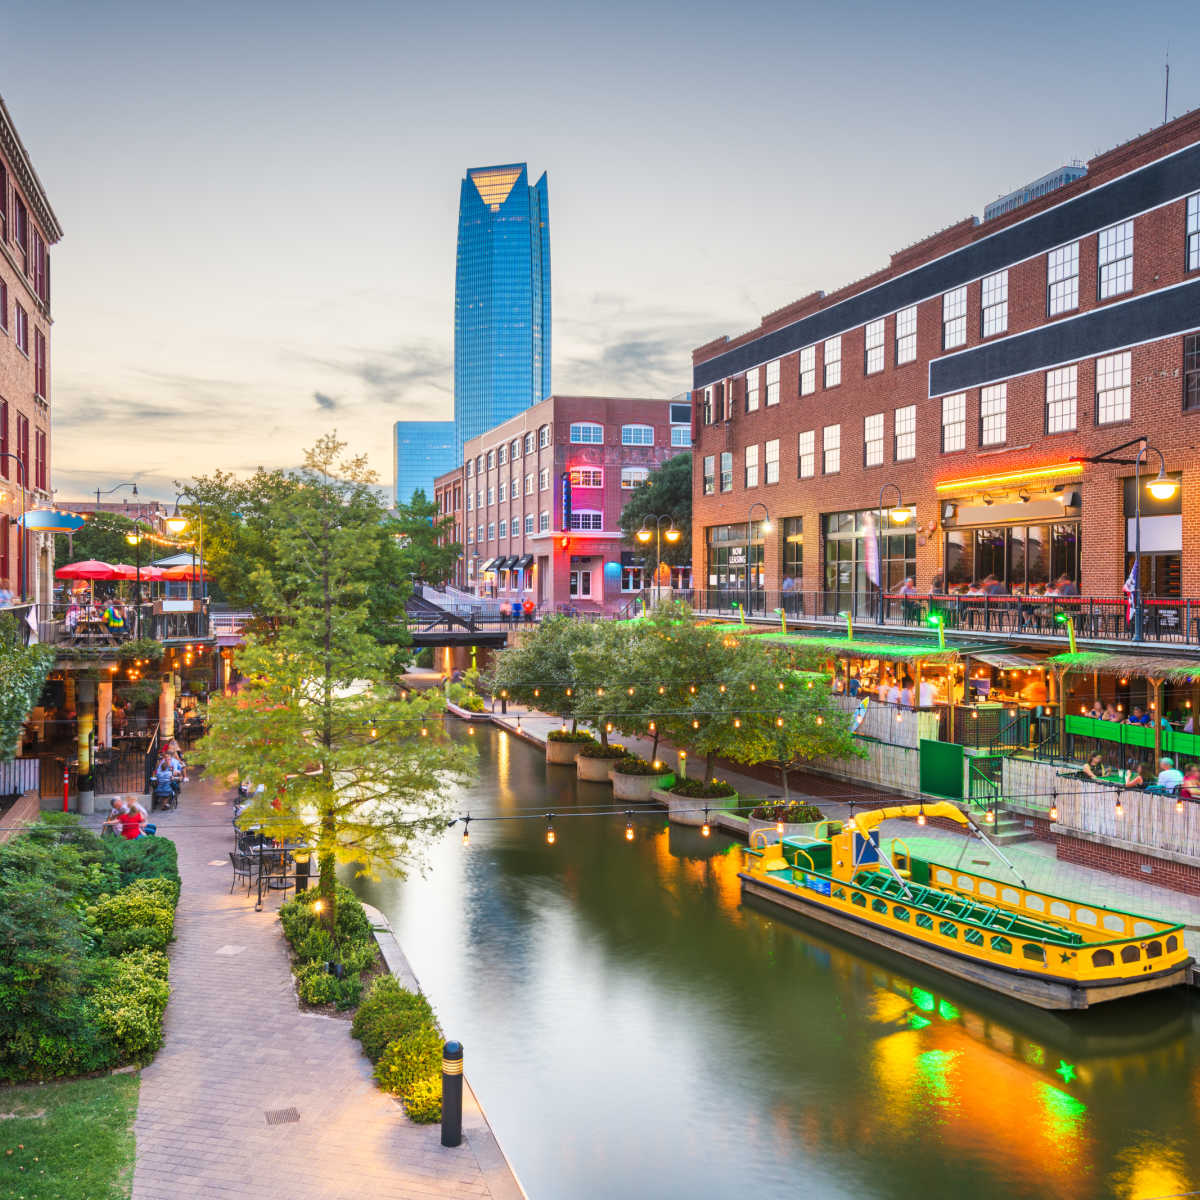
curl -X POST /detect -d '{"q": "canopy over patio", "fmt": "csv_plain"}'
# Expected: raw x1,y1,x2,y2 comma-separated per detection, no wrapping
1046,651,1200,683
757,632,962,664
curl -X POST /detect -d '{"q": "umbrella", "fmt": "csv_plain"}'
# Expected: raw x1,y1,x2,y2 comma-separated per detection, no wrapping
161,564,210,581
112,564,166,581
55,559,121,581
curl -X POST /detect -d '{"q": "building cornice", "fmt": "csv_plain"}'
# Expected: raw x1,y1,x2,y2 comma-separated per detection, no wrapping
0,96,63,244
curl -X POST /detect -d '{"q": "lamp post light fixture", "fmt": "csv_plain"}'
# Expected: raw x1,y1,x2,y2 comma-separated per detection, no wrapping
876,483,914,624
745,501,771,617
925,609,946,651
95,481,138,511
635,514,680,603
1054,610,1078,654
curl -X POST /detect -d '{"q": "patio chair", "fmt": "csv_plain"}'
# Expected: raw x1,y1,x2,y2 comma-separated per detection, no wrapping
263,851,295,898
228,851,253,894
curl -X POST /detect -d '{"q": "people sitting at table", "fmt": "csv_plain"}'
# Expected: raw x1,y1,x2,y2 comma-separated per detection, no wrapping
1159,713,1174,732
1080,753,1108,782
1054,574,1080,597
1156,757,1184,791
1102,703,1121,721
1086,701,1104,719
102,602,126,633
1127,706,1151,725
1125,761,1152,788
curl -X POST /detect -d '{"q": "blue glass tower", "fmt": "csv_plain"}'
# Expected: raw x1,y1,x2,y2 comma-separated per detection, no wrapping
394,420,457,506
454,163,550,454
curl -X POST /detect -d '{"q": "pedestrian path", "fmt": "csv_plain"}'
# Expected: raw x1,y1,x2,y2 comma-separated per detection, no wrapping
131,776,520,1200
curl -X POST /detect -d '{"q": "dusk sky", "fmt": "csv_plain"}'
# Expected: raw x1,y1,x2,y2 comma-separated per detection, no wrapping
5,0,1197,500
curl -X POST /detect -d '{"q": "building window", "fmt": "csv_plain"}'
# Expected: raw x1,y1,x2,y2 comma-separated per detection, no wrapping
525,473,534,495
569,570,592,599
510,479,519,499
798,430,815,478
942,287,967,350
894,306,917,365
486,449,495,470
981,270,1008,337
34,330,46,400
671,425,692,447
701,387,713,424
466,525,473,544
570,511,603,531
621,423,653,446
1048,241,1079,315
498,444,507,466
539,425,551,448
719,451,733,492
13,304,28,356
864,319,885,374
477,523,483,542
744,444,759,488
894,405,916,461
864,413,884,467
487,522,495,541
539,467,549,491
764,438,779,485
539,511,550,532
980,384,1007,447
466,492,474,512
0,399,7,479
0,280,7,332
745,368,760,413
620,562,643,592
764,360,780,406
511,438,521,460
525,514,534,535
1045,365,1078,434
498,519,507,538
621,467,648,489
34,429,46,491
1186,336,1200,412
465,459,473,478
525,431,535,454
476,489,484,509
823,424,841,474
476,455,484,474
941,393,966,452
1096,351,1131,425
823,510,916,609
1188,194,1200,271
703,455,715,495
670,400,691,424
799,346,816,395
781,517,802,586
487,486,495,506
946,523,1080,593
705,522,766,595
823,336,841,388
0,164,5,242
569,467,602,488
570,422,603,444
1098,220,1133,299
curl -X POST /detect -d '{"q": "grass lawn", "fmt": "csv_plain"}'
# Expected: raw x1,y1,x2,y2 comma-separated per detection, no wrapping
0,1073,139,1200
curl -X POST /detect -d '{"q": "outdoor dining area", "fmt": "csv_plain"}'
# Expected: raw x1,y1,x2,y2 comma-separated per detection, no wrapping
230,825,311,907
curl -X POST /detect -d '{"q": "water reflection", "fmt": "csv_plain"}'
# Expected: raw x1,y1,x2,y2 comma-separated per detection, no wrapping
353,725,1200,1200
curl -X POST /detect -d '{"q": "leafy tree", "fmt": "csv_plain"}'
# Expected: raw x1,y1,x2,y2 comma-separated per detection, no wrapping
196,437,475,928
0,615,55,760
54,511,139,570
625,601,704,760
482,614,592,731
572,621,641,749
390,488,462,588
618,453,691,569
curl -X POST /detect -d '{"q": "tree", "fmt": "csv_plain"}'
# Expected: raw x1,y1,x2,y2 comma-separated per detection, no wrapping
391,488,462,588
626,600,706,760
195,437,475,928
482,614,591,731
53,511,139,570
618,453,691,567
572,621,640,749
0,616,54,759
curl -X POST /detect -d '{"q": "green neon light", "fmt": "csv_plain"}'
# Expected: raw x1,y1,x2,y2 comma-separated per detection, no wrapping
908,1014,931,1030
911,986,936,1013
937,999,960,1022
1056,1060,1077,1084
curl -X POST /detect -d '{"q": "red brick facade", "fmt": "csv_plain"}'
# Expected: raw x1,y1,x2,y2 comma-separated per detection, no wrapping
691,109,1200,603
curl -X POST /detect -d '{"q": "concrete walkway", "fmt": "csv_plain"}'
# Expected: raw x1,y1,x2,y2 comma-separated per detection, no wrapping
131,776,522,1200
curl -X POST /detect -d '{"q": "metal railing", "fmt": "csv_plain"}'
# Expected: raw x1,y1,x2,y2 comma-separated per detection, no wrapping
0,757,39,800
16,602,212,648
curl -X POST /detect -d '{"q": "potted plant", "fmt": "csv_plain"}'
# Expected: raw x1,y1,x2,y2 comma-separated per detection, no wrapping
609,756,675,801
545,729,598,765
746,800,825,843
652,776,739,827
576,741,627,782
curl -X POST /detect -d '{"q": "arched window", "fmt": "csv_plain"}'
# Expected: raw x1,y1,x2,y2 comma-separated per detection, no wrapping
1091,949,1114,967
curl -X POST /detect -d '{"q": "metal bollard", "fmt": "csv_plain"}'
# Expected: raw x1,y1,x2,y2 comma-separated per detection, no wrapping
441,1040,463,1147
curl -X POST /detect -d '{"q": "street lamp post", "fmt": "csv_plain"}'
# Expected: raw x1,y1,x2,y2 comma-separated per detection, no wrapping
635,514,681,606
0,453,28,600
746,502,771,618
95,481,138,511
875,483,914,624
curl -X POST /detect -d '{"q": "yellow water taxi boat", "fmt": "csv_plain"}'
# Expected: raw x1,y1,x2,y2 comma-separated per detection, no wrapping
739,802,1192,1010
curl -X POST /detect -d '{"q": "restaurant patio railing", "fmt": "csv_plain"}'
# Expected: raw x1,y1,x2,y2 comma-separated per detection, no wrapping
9,602,212,649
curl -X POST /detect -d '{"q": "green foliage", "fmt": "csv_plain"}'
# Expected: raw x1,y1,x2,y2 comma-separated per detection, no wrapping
413,647,434,668
546,730,598,744
446,681,485,712
374,1024,443,1099
295,961,364,1009
670,778,736,799
279,886,377,1009
391,488,463,588
0,614,55,760
577,742,627,758
88,949,171,1060
105,835,180,892
88,878,177,954
482,614,593,729
749,801,824,823
403,1075,443,1124
618,453,692,567
351,975,437,1063
612,756,670,776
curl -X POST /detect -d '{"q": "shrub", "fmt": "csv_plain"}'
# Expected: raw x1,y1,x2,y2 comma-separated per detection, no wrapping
351,976,436,1063
374,1024,443,1097
670,778,737,799
280,884,371,952
404,1075,442,1124
547,730,598,743
295,962,363,1009
88,951,171,1061
446,682,485,712
749,801,824,824
104,836,180,892
577,742,627,759
612,756,670,776
89,880,176,954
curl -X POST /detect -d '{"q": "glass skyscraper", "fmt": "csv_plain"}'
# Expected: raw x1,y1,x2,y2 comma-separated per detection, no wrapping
394,420,457,507
454,163,550,453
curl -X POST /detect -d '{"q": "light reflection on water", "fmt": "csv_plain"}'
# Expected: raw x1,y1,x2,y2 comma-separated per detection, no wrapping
353,725,1200,1200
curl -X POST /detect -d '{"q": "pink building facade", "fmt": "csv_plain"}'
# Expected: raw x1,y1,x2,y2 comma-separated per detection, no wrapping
435,394,692,613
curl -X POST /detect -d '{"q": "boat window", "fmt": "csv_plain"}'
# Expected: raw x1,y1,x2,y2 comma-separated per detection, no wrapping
978,881,997,899
916,913,934,930
1024,895,1045,913
871,897,888,914
939,921,958,939
1050,901,1071,919
1120,945,1140,964
892,906,910,922
934,869,952,885
956,875,974,891
1002,888,1020,905
1022,943,1047,963
833,888,846,900
1102,914,1126,933
1091,949,1115,967
990,936,1013,954
964,927,984,946
1145,940,1163,959
1133,921,1154,936
1166,934,1178,952
851,892,867,907
1075,908,1097,926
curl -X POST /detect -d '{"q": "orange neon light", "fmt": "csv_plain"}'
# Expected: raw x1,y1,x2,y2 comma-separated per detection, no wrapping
934,463,1082,493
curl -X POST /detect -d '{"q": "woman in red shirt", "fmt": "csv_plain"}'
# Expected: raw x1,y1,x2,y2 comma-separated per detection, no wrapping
116,806,145,839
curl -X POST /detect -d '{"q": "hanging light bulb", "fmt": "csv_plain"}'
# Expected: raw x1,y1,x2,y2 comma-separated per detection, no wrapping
461,816,471,846
985,809,995,824
627,686,635,696
719,684,726,693
816,716,824,725
658,686,666,695
775,819,785,834
776,717,784,727
701,809,711,838
648,720,656,732
605,722,613,733
749,683,757,692
733,718,741,728
1049,800,1058,821
917,803,927,827
778,682,785,691
596,687,604,696
1177,796,1185,815
533,688,540,698
1115,797,1124,817
421,727,428,737
689,685,697,694
692,719,700,729
545,815,556,845
625,813,635,842
467,725,475,736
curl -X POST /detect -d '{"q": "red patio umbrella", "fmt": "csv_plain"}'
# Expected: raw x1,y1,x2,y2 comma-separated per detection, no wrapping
161,564,211,581
55,559,121,581
112,564,166,581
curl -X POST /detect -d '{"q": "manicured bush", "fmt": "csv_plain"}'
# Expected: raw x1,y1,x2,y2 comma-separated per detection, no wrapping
403,1076,443,1124
295,962,363,1009
612,756,670,776
546,730,599,743
374,1024,443,1097
89,880,176,954
446,681,485,712
351,975,436,1064
749,801,824,824
577,742,627,759
88,951,171,1060
669,778,737,799
104,836,180,893
279,886,376,1009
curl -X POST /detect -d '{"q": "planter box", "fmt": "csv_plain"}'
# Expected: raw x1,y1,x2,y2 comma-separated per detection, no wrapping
651,786,738,827
577,753,625,782
546,739,592,765
746,817,824,845
610,770,675,801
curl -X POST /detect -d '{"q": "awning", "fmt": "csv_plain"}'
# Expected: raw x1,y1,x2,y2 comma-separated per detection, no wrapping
972,651,1044,670
479,557,499,572
513,554,534,569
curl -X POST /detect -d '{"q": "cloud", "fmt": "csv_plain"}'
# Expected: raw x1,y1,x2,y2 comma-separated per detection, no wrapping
303,339,451,407
313,390,338,410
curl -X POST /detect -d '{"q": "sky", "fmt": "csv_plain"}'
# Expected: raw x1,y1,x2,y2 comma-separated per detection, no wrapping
2,0,1197,501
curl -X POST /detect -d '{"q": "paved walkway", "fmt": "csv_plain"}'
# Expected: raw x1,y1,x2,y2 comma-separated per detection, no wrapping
131,776,521,1200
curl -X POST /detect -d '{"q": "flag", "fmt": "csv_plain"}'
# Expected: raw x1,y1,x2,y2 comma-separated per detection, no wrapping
864,512,880,587
25,605,39,645
1123,560,1138,622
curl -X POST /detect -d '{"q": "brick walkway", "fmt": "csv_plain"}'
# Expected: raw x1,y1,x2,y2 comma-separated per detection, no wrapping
131,775,518,1200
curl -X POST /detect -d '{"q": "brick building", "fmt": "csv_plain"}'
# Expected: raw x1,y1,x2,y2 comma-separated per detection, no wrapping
0,97,61,602
690,109,1200,614
434,394,692,612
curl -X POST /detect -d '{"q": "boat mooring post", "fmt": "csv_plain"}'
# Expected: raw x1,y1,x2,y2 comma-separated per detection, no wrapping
441,1040,463,1147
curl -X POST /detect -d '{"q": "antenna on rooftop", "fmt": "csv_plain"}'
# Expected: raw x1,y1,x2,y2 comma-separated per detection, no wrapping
1163,53,1170,125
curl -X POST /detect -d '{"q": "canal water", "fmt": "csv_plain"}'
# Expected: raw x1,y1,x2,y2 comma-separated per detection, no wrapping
353,724,1200,1200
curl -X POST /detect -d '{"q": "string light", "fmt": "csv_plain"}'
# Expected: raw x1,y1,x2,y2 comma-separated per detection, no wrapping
545,815,556,845
775,717,784,727
733,718,741,728
719,684,726,693
917,803,926,827
625,812,635,841
1049,798,1058,821
420,727,428,737
1176,797,1184,815
1115,797,1124,817
461,815,471,845
701,809,710,838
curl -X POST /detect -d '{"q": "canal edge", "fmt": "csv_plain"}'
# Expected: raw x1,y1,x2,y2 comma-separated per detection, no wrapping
359,901,529,1200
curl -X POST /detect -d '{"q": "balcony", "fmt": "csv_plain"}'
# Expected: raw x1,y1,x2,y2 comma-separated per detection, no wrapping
6,600,212,651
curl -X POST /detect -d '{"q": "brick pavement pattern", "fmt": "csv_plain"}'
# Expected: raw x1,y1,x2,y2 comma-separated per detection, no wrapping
131,776,501,1200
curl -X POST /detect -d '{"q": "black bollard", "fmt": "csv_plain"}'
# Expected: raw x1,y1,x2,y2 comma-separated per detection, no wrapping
441,1040,463,1147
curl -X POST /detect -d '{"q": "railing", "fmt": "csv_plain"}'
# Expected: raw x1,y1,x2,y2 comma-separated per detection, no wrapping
0,757,39,800
967,755,1004,808
93,723,160,796
17,603,212,648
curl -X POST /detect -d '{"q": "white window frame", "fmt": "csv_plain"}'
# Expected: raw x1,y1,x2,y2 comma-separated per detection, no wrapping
525,473,534,495
745,368,760,413
1098,220,1133,299
942,286,967,349
486,449,495,470
703,455,715,495
511,479,520,499
487,486,495,506
798,430,815,478
1048,241,1079,315
719,451,733,493
539,467,549,491
765,360,780,406
1096,352,1131,425
671,425,692,447
569,467,603,488
1045,366,1077,434
539,425,551,448
1188,193,1200,271
539,511,550,532
466,492,473,512
981,270,1008,337
894,405,916,461
799,345,816,395
864,413,884,467
569,510,603,531
498,519,507,538
621,467,649,489
744,444,759,488
570,422,603,444
822,424,841,475
895,306,917,365
498,444,507,466
941,393,966,453
864,319,885,375
524,514,534,535
465,459,474,478
569,570,593,599
980,384,1007,447
620,423,654,446
487,522,495,541
764,438,779,485
524,431,535,454
512,438,522,460
823,336,841,388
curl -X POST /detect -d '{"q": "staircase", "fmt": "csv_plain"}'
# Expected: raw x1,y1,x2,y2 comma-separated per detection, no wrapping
988,808,1039,846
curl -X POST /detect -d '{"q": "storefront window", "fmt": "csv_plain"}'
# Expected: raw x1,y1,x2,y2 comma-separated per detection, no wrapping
706,523,766,599
781,518,803,586
943,522,1079,591
822,510,914,614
